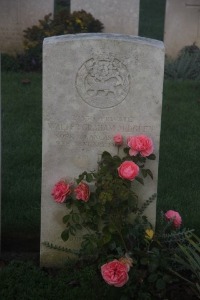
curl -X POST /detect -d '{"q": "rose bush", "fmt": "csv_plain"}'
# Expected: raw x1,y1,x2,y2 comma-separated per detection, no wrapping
49,133,194,298
48,133,197,299
51,133,155,253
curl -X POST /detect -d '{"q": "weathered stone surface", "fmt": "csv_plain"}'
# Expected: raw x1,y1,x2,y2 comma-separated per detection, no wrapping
0,0,54,54
40,33,165,267
164,0,200,58
71,0,140,35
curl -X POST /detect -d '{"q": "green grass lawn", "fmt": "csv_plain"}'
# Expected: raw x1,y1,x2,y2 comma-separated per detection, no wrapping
1,72,42,244
158,80,200,232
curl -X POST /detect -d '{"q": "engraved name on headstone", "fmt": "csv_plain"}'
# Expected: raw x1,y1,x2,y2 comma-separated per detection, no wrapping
40,33,165,267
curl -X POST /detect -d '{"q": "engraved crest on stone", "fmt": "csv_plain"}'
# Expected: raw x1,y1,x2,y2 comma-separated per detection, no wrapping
76,54,130,108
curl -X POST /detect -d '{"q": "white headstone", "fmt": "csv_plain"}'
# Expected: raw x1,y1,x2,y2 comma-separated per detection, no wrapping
164,0,200,58
71,0,140,35
0,0,54,54
40,33,165,267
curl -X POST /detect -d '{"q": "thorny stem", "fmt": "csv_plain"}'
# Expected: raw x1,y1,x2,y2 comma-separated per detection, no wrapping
79,213,93,235
117,146,120,156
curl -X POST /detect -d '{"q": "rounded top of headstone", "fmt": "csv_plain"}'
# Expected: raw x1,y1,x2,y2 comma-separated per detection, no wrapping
43,33,164,50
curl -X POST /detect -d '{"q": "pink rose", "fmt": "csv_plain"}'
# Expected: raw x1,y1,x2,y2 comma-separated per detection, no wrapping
113,133,123,146
127,135,154,157
74,182,90,202
118,161,139,181
51,180,72,203
165,210,182,228
101,260,129,287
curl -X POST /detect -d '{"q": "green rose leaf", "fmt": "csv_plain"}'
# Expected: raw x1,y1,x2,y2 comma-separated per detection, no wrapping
63,214,70,224
156,278,166,290
86,173,93,182
72,213,79,223
108,224,116,233
96,204,105,216
102,151,112,160
75,223,82,230
61,229,69,241
146,169,153,179
140,257,149,265
148,262,159,273
147,154,156,160
138,156,146,163
135,176,144,185
101,232,111,245
148,273,158,282
123,147,129,155
78,174,84,182
65,202,72,209
141,169,147,178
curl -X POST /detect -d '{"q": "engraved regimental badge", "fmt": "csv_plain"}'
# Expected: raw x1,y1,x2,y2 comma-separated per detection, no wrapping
76,54,130,109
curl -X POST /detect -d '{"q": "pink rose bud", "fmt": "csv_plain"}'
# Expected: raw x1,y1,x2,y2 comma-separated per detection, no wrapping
127,135,154,157
101,260,129,287
119,256,133,272
165,210,182,228
74,182,90,202
113,133,123,146
51,180,72,203
118,161,139,181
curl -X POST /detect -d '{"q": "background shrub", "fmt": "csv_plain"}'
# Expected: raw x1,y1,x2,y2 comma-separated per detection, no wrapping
1,54,20,72
165,44,200,80
21,9,104,71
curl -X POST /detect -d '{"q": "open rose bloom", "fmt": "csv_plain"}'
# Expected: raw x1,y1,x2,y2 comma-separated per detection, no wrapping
51,180,72,203
165,210,182,228
127,135,154,157
74,182,90,202
118,161,139,181
101,260,129,287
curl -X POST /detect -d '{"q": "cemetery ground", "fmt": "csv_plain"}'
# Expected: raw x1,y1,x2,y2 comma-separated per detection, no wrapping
1,72,200,299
